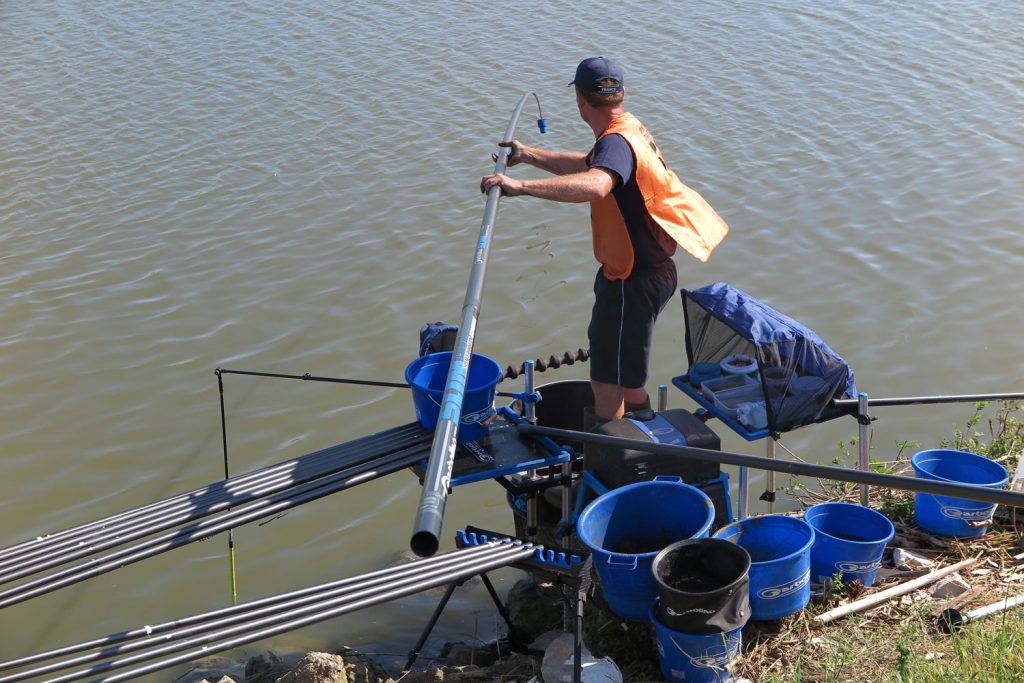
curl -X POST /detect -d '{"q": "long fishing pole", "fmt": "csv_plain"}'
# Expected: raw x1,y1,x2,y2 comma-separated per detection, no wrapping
0,541,501,673
0,425,430,581
0,423,430,566
0,346,581,565
0,446,426,609
0,541,507,680
518,424,1024,508
411,91,546,558
30,543,536,683
832,391,1024,409
17,544,527,683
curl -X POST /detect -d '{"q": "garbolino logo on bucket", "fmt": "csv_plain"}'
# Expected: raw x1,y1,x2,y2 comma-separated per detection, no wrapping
835,560,882,574
460,405,496,427
757,570,810,601
939,505,994,521
689,652,734,670
664,605,716,618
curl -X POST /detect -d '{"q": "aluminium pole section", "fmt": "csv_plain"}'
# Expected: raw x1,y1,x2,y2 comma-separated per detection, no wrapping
411,93,539,557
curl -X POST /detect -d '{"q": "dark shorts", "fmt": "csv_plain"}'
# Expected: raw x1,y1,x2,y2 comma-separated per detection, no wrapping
588,260,678,388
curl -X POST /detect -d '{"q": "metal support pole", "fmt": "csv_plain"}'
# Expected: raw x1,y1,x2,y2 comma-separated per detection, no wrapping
524,360,536,425
765,438,775,514
738,466,749,520
573,590,584,683
403,582,459,671
479,572,520,645
858,392,870,506
657,384,668,412
523,360,538,543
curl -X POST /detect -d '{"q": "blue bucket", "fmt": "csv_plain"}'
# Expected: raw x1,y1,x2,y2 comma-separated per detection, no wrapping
577,477,715,621
714,514,815,620
912,449,1008,538
805,502,894,587
404,352,502,443
650,603,741,683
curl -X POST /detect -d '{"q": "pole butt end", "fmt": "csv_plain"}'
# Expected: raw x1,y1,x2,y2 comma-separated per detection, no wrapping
411,531,440,558
937,608,965,634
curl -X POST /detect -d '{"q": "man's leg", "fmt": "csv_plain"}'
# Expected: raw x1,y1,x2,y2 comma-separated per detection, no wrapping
588,260,676,421
592,382,652,422
591,379,625,422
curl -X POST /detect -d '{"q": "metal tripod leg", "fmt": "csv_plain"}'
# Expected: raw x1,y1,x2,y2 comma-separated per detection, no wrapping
480,572,526,647
403,581,459,672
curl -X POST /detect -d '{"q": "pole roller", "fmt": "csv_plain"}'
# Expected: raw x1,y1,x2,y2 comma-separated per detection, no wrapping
411,92,541,557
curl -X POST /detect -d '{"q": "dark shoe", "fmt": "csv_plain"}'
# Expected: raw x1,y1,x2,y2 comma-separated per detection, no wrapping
623,407,655,421
624,397,654,421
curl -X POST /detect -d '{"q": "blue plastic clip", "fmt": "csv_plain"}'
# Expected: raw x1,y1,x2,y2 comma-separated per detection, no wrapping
511,391,542,405
537,118,548,134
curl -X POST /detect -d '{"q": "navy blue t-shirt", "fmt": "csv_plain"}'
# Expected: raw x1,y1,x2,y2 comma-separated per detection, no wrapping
588,133,677,269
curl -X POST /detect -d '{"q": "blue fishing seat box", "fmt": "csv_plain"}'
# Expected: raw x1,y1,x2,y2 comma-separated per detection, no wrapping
589,408,721,487
588,409,730,527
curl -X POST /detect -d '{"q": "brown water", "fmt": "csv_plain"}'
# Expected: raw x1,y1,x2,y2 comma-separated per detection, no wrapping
1,0,1022,675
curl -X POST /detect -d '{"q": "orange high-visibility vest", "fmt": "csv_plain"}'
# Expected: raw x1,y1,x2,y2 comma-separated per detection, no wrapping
590,112,728,280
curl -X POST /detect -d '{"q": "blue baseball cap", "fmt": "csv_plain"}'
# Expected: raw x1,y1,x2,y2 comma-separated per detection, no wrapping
569,56,624,94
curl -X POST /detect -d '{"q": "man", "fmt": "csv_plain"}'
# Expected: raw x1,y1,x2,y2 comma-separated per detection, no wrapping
481,56,728,423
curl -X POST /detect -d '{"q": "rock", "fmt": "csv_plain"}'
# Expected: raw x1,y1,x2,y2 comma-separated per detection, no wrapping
178,656,244,683
507,577,565,643
931,573,971,599
541,633,621,683
277,652,347,683
334,646,389,683
245,651,291,683
893,548,935,570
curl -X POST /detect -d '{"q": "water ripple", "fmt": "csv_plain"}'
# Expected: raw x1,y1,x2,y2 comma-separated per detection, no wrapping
0,0,1022,662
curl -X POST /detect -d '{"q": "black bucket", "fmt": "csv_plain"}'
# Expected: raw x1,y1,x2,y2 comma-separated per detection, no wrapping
652,538,751,634
534,380,594,440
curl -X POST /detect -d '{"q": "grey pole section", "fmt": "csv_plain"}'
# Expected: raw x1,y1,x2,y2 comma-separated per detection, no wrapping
738,465,749,519
858,392,870,506
833,391,1024,409
765,438,775,514
411,93,541,557
524,359,539,542
524,359,537,424
518,424,1024,508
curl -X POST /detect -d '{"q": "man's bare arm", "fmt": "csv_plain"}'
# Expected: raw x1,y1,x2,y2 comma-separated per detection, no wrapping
496,140,588,176
480,167,615,202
